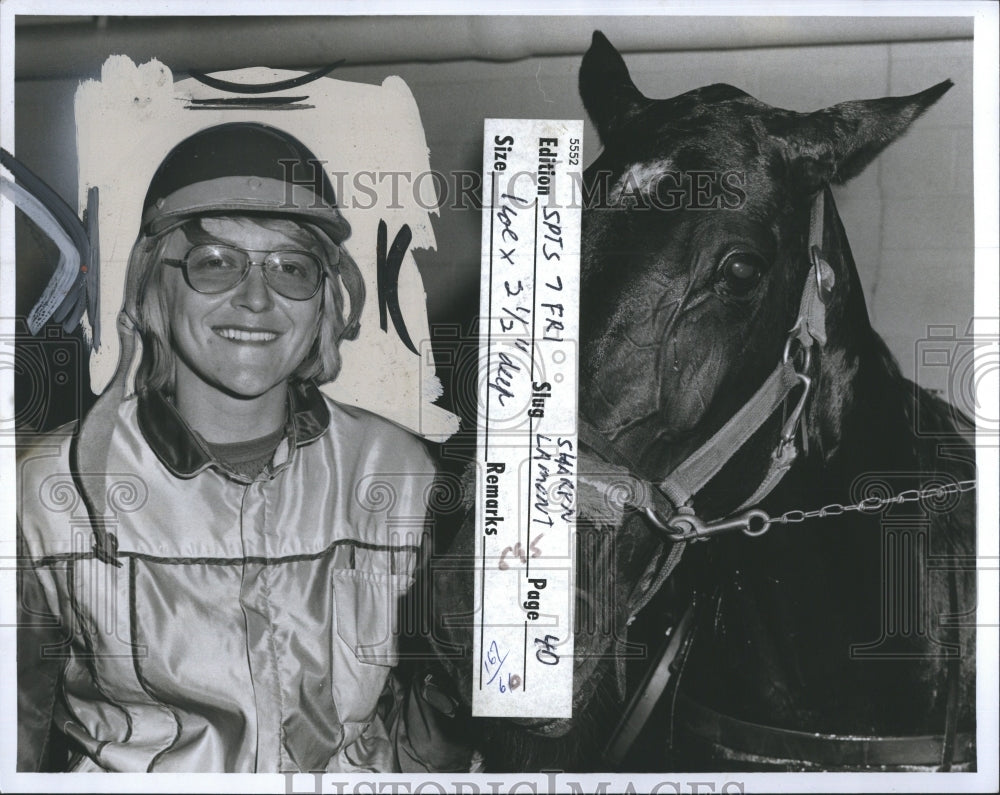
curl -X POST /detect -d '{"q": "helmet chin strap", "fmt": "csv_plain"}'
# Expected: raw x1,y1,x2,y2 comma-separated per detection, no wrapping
72,218,151,566
72,309,138,568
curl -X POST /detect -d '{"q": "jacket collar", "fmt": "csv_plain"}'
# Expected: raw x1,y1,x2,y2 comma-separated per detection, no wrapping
136,380,330,478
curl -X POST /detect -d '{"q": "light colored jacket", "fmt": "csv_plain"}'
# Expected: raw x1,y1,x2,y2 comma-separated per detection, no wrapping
17,382,435,773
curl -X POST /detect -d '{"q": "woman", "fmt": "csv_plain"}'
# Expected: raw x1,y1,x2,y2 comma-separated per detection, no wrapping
17,123,468,773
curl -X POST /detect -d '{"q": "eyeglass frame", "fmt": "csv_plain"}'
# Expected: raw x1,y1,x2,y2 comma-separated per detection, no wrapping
160,243,329,301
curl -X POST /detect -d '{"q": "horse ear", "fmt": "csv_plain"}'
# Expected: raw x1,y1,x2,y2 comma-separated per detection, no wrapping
579,31,652,143
792,81,952,187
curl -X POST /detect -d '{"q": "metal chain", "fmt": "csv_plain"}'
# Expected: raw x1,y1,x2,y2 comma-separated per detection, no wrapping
662,479,978,543
772,479,978,527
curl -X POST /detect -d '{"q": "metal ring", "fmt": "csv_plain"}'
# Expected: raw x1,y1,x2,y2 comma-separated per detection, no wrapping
783,332,798,364
642,505,671,532
742,509,772,537
782,334,812,374
642,494,701,543
643,506,691,542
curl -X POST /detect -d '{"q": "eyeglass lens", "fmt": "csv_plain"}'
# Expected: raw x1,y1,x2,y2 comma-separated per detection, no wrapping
185,244,323,300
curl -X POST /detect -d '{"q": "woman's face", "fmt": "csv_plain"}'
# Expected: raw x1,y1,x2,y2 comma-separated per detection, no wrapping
160,216,324,401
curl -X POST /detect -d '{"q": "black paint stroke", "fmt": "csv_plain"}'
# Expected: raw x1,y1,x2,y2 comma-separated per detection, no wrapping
85,187,101,349
187,61,345,95
186,103,315,111
187,96,309,105
185,96,315,111
376,220,418,355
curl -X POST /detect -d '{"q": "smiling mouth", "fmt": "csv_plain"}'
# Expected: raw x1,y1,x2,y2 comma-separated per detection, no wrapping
214,327,280,343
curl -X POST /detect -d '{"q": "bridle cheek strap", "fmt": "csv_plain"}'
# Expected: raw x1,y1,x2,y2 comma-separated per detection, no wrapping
656,358,803,511
660,191,835,513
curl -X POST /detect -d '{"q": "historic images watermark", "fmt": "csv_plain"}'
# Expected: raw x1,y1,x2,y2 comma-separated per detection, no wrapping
282,772,747,794
276,161,749,214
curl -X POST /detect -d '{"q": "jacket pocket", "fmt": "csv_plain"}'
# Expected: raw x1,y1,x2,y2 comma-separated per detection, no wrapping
330,569,410,724
332,568,410,665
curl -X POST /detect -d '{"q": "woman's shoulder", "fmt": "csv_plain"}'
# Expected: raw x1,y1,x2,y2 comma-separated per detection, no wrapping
322,397,436,473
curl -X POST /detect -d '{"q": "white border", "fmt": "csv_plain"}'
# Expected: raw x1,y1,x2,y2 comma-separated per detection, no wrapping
1,1,997,793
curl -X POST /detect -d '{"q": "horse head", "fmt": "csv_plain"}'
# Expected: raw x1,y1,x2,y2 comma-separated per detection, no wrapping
578,31,950,504
574,32,974,765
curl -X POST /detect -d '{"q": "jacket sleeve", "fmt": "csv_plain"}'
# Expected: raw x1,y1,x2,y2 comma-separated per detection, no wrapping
17,547,69,772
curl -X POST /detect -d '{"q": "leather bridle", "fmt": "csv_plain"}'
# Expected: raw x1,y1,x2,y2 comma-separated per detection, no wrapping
579,190,834,544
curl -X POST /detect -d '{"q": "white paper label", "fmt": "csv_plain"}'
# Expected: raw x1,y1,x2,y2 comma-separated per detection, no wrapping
473,119,582,718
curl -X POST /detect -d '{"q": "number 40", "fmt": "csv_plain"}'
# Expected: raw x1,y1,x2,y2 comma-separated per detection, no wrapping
534,634,560,666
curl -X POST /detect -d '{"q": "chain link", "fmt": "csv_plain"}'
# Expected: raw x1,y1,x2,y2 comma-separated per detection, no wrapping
773,479,978,527
657,479,977,543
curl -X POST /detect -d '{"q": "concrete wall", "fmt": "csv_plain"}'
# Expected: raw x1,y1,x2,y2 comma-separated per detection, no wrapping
10,17,974,404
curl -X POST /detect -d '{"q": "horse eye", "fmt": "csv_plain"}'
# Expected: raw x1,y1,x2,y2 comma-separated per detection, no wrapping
720,252,765,296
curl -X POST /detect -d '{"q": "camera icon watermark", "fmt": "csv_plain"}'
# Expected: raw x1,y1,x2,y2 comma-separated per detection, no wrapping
0,317,85,438
913,319,998,437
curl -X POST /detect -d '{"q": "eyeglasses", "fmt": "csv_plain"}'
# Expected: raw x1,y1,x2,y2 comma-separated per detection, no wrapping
162,244,325,301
